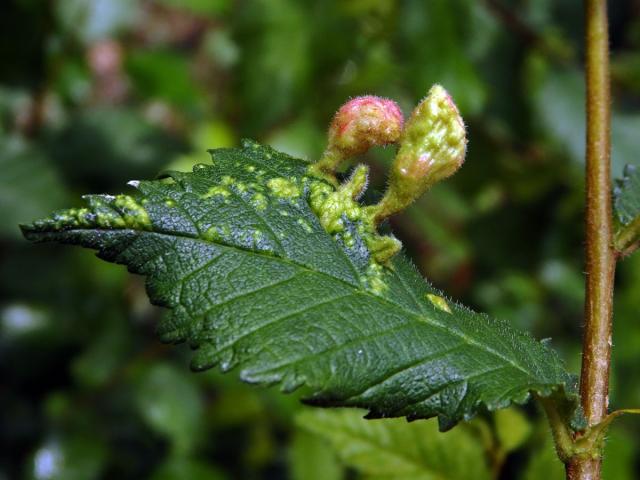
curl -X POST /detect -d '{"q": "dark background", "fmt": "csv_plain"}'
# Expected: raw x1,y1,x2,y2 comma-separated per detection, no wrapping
1,0,640,478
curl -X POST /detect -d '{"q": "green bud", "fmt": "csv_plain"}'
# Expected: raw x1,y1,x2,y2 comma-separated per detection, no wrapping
373,85,466,222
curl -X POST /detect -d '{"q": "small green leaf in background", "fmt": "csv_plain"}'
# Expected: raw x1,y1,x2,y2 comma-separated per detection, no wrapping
601,428,636,480
614,164,640,224
289,429,343,480
494,407,532,453
155,0,230,16
521,439,564,480
534,68,640,178
126,51,204,110
71,319,132,388
150,457,227,480
234,0,311,133
23,142,580,430
135,363,204,455
0,137,67,240
46,107,185,189
296,408,491,480
612,52,640,94
614,164,640,255
168,120,236,173
399,0,489,115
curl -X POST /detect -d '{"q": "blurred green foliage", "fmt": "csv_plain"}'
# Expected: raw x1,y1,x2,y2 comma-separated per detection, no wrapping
1,0,640,478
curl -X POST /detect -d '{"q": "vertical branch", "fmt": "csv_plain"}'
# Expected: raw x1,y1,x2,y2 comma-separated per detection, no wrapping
567,0,615,478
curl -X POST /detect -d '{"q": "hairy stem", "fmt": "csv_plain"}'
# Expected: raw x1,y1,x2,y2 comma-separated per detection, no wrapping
569,0,615,478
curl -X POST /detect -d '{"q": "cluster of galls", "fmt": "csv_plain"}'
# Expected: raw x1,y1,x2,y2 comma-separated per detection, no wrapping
309,85,467,264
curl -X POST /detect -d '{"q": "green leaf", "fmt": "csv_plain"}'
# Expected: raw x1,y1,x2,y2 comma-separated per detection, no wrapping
614,164,640,224
295,408,490,480
155,0,230,16
234,0,311,133
534,68,640,178
46,107,185,189
0,137,68,240
521,439,564,480
614,164,640,255
71,319,131,388
614,164,640,225
601,428,636,480
22,140,578,429
126,50,204,109
494,407,532,453
289,429,344,480
150,457,227,480
398,0,489,115
135,363,204,455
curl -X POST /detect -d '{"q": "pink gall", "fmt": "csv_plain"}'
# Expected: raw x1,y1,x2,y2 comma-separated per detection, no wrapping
314,96,404,176
328,96,404,157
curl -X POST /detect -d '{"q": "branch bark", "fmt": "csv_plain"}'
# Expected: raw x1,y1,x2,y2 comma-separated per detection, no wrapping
567,1,615,478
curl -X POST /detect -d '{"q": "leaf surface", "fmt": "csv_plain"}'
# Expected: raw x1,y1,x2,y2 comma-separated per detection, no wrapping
296,408,491,480
22,140,578,429
289,429,343,480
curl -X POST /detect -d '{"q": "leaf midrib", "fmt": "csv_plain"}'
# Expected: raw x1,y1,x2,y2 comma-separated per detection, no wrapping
168,173,365,284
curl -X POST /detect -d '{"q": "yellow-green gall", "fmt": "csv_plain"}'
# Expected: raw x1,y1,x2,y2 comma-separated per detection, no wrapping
113,195,152,229
373,85,467,222
309,165,368,233
203,186,231,199
426,293,452,313
366,235,402,264
267,178,301,199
